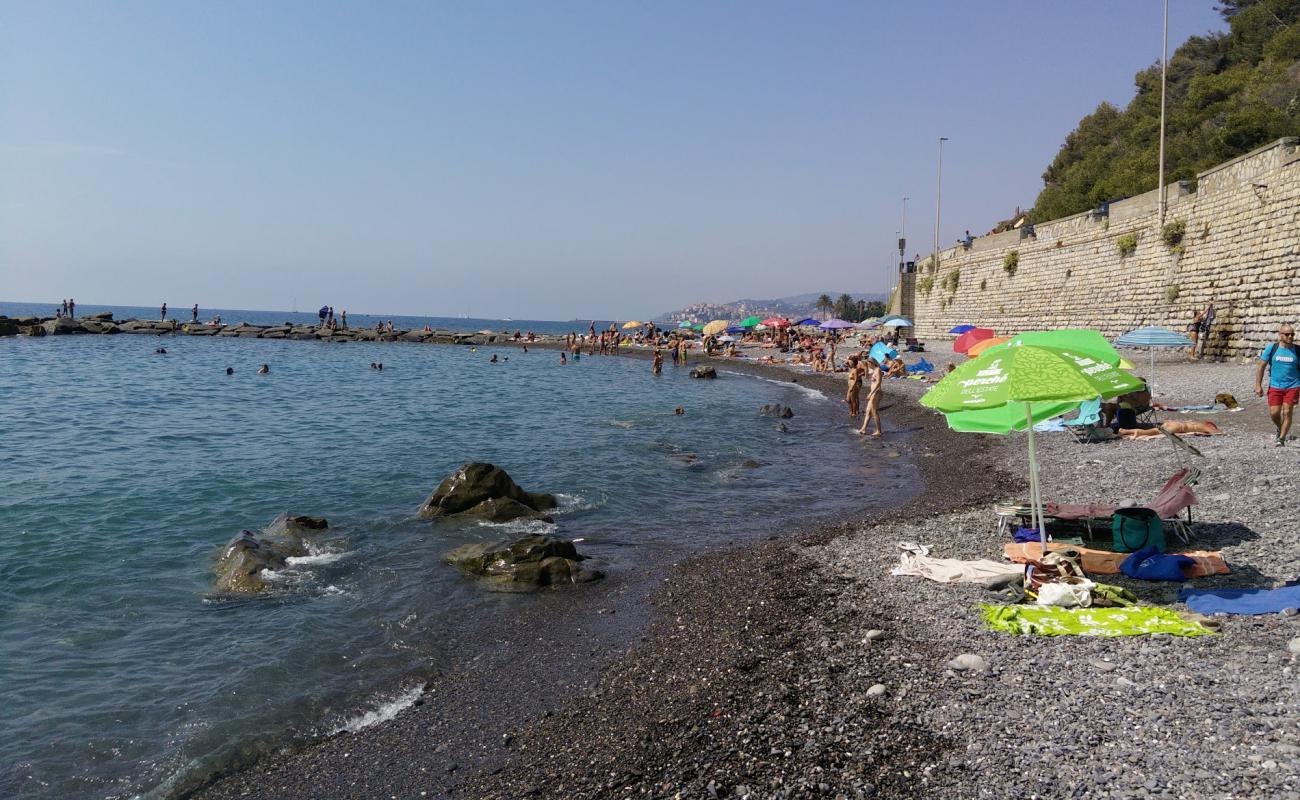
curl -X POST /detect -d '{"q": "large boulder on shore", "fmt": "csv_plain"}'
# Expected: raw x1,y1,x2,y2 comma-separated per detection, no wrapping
213,513,329,593
0,318,19,337
690,366,717,379
418,463,556,523
42,317,85,335
445,534,603,592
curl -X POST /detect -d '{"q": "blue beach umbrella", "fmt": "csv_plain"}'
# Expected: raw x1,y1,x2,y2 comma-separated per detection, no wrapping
881,315,913,327
868,342,897,364
819,318,855,330
725,326,746,334
678,321,693,328
1115,326,1194,394
950,324,977,334
795,318,820,327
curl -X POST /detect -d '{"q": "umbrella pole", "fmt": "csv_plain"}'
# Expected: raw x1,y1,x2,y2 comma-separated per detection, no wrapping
1025,403,1046,548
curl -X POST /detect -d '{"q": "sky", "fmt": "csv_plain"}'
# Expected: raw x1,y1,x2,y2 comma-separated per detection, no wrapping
1,1,1228,320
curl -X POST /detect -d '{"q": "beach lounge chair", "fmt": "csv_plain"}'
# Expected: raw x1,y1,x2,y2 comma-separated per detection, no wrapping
1047,467,1200,544
1002,467,1200,544
1062,397,1104,443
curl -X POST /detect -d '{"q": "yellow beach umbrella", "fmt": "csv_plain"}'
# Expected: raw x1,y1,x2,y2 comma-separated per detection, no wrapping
622,320,642,329
966,335,1011,357
702,320,729,336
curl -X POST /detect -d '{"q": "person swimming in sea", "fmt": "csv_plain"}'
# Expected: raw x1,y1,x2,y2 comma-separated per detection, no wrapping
257,364,269,374
490,354,498,363
652,349,663,375
560,352,567,365
225,367,234,375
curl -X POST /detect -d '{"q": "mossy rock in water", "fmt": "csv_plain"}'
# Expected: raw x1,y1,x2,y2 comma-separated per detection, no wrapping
690,366,717,379
445,535,603,592
212,514,328,594
418,463,556,522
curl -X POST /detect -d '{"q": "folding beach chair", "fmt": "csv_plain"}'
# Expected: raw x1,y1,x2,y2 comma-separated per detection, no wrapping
1062,397,1104,443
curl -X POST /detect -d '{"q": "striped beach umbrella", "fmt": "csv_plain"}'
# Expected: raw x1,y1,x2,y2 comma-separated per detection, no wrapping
1115,326,1194,394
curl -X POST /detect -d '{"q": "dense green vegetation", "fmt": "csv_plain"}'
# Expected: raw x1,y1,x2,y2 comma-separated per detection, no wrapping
1031,0,1300,222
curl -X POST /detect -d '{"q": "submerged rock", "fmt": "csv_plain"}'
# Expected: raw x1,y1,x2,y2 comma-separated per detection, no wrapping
213,513,329,593
758,404,794,418
418,463,556,523
690,366,717,379
445,534,604,592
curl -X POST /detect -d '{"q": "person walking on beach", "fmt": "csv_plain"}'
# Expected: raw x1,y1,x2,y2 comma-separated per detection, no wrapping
857,358,884,437
1256,323,1299,446
1185,308,1203,360
652,349,663,375
846,358,864,419
191,304,199,323
160,302,167,321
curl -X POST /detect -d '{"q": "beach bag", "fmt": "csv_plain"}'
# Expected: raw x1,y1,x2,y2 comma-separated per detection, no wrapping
1036,577,1095,608
1024,548,1084,592
1121,546,1194,582
1112,507,1165,553
1214,392,1239,409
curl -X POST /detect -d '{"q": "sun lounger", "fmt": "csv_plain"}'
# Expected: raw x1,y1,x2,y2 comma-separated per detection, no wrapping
1006,467,1200,543
1062,397,1104,443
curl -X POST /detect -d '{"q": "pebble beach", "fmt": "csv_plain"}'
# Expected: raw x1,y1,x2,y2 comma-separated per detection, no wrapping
184,333,1300,800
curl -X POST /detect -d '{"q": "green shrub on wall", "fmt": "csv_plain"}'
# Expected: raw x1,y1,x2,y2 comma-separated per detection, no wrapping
1117,233,1137,256
1161,219,1186,248
941,268,960,294
1164,284,1181,303
1003,250,1019,276
979,278,987,291
918,275,934,296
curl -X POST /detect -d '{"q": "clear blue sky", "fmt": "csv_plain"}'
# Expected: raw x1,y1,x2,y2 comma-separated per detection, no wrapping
1,1,1226,319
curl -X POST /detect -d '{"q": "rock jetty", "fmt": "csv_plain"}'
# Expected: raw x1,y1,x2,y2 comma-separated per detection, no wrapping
0,315,499,346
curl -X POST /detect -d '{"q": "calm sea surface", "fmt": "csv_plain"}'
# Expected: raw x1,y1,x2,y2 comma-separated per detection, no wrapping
0,322,917,799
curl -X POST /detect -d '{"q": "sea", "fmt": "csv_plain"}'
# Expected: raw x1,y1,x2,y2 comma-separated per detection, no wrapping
0,301,919,799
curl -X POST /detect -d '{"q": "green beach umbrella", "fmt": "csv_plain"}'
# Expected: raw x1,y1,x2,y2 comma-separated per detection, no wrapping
921,345,1144,544
983,329,1129,368
739,315,762,328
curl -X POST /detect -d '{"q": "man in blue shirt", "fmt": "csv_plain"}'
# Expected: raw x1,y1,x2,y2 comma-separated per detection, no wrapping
1256,323,1300,446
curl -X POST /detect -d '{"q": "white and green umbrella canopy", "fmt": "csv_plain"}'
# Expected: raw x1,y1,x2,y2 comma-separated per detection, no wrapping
921,345,1144,544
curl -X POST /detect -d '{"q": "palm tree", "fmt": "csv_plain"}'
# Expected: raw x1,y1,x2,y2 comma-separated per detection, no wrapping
816,294,834,320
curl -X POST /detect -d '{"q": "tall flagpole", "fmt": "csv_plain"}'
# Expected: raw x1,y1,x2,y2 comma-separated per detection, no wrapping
1157,0,1169,223
933,137,948,270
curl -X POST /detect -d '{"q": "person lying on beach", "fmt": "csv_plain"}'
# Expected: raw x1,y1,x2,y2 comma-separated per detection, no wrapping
1117,420,1224,439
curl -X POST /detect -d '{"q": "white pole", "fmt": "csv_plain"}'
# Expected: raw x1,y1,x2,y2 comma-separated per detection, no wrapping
1026,403,1046,549
933,138,947,270
1158,0,1169,223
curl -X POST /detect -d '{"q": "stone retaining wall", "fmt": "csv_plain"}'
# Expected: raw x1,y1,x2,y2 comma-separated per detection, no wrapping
902,137,1300,359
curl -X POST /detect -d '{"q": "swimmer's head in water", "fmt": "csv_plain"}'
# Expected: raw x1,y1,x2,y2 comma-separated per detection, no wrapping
226,367,233,375
674,406,685,415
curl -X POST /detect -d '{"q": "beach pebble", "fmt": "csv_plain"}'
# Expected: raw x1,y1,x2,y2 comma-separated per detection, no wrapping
1287,637,1300,654
863,629,886,642
866,684,887,698
946,654,989,673
1091,660,1118,672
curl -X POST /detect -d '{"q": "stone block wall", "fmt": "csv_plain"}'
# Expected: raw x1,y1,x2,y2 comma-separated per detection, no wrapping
903,138,1300,359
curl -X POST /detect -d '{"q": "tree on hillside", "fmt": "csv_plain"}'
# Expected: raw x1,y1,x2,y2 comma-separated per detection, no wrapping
1031,0,1300,222
864,300,886,318
816,294,834,319
833,294,856,321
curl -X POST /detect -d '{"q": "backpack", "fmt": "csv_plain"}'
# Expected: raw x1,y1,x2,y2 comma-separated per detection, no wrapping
1112,507,1165,553
1264,342,1298,368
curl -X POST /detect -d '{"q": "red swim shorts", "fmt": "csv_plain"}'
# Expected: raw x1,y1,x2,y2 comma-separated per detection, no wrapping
1268,387,1300,406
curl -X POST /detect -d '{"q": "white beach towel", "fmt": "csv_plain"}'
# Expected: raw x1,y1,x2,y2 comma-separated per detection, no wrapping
891,542,1023,588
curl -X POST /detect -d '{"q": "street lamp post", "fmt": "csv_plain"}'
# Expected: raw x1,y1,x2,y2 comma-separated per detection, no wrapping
933,137,948,270
1157,0,1169,223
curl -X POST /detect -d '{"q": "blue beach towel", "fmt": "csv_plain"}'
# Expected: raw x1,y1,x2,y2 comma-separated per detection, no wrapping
1179,581,1300,615
908,358,935,374
1120,547,1194,581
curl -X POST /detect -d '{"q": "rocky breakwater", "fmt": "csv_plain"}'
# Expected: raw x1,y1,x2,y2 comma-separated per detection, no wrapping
0,314,501,345
213,514,330,593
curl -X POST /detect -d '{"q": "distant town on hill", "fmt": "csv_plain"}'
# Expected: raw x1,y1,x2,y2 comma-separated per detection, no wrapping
658,291,888,324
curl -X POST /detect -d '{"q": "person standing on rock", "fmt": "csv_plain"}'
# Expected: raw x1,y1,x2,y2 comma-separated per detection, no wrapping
160,302,167,321
60,299,68,317
1256,323,1299,447
341,310,347,330
191,304,199,323
68,298,75,318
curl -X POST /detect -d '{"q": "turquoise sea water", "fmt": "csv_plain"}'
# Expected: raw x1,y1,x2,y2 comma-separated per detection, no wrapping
0,329,917,799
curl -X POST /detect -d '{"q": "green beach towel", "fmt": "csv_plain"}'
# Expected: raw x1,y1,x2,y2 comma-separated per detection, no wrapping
980,604,1214,637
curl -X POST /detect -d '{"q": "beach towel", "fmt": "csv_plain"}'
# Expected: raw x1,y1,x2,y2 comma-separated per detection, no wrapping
980,604,1214,637
891,542,1023,588
1032,418,1069,432
1178,581,1300,615
1004,542,1228,577
908,358,935,374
